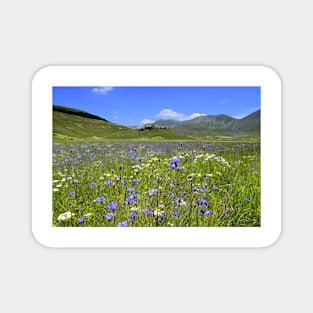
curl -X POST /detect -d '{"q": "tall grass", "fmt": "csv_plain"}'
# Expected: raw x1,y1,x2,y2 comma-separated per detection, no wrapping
52,141,260,227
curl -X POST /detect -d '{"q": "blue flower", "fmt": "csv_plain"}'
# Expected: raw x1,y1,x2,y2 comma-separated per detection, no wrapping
108,202,118,211
149,189,158,195
136,157,145,162
170,157,182,164
247,196,252,201
132,179,141,184
143,209,153,216
69,191,75,197
78,216,86,223
168,192,175,198
117,221,128,227
104,180,112,185
105,212,115,220
204,211,213,216
197,198,208,206
129,212,137,219
125,195,136,205
128,186,136,193
93,196,105,203
89,182,96,187
172,212,180,218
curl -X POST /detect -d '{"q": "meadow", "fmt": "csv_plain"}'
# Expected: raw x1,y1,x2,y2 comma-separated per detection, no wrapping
52,141,260,227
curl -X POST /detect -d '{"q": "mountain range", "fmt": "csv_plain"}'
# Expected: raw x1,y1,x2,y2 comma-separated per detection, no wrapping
151,109,260,138
53,105,260,141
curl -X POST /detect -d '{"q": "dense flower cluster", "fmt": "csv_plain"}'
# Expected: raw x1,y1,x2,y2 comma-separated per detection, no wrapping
53,141,260,227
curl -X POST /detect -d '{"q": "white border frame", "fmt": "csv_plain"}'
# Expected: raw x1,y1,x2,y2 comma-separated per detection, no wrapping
32,66,281,248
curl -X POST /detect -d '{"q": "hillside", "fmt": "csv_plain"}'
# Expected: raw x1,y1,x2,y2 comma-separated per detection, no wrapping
53,105,189,141
153,110,260,139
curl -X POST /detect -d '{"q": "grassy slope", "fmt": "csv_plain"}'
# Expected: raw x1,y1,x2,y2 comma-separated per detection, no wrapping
53,109,189,141
154,110,260,140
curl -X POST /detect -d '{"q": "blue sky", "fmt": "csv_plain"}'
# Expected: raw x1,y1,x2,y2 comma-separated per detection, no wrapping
53,86,260,126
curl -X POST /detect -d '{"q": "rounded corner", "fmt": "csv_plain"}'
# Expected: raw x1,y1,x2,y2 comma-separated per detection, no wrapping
32,65,55,86
31,228,53,249
260,226,282,248
260,65,282,86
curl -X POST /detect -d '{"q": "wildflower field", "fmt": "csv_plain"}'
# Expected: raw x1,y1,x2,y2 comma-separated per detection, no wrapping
53,141,260,227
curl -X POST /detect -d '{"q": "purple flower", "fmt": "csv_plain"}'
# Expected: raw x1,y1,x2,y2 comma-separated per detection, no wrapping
78,216,86,223
247,196,252,201
129,212,137,219
197,198,208,206
125,195,136,205
69,191,75,197
117,221,128,227
170,157,182,164
172,212,180,218
204,211,213,216
93,196,105,203
108,202,118,211
149,189,158,196
143,209,153,216
253,171,258,175
104,180,112,185
136,157,145,162
132,179,141,184
175,197,186,206
128,186,136,193
105,212,115,220
89,182,97,187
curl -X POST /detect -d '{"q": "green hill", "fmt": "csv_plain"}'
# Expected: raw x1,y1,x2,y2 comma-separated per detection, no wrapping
53,105,189,141
153,110,260,140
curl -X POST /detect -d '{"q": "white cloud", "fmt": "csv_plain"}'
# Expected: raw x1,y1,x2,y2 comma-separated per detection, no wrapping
156,109,185,119
140,118,155,125
91,87,113,94
187,113,207,120
156,109,206,121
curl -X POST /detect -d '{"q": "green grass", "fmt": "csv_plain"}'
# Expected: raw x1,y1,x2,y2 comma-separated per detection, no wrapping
53,110,190,141
53,141,260,227
53,105,260,142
